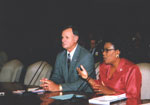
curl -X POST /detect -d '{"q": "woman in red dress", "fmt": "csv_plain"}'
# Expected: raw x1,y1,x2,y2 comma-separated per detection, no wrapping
77,39,142,105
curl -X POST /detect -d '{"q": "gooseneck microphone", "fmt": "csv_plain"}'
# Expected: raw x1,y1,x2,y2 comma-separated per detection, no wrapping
67,68,98,103
24,61,44,93
64,65,99,92
32,63,47,85
76,67,98,92
28,61,44,86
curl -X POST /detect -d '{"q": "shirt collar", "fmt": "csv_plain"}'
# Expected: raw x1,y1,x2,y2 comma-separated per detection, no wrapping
67,44,78,61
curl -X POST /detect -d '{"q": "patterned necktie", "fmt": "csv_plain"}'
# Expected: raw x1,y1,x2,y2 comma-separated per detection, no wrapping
67,53,71,70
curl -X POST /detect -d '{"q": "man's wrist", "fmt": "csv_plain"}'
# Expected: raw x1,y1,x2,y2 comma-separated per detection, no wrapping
59,85,62,91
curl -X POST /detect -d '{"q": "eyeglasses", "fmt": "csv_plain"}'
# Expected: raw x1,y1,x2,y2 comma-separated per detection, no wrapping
101,48,115,53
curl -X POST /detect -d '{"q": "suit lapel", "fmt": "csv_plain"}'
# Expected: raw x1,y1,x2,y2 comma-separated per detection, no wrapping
69,45,80,75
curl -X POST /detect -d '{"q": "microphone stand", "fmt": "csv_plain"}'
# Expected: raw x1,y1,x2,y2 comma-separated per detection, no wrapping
23,61,44,95
65,68,98,103
32,63,47,85
76,68,97,92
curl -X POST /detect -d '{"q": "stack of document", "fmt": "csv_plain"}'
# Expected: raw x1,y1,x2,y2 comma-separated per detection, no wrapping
89,93,126,105
12,88,45,95
27,87,45,94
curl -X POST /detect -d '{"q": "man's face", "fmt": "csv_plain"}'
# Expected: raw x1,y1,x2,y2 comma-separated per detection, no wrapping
62,28,78,52
90,40,96,48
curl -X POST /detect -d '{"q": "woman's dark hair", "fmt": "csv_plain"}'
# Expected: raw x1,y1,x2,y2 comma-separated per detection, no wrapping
103,38,122,51
102,36,124,57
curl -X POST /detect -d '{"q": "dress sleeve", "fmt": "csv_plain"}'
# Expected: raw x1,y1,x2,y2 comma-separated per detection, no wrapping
125,65,142,104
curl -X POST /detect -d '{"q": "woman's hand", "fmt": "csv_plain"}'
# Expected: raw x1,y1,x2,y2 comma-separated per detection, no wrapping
93,83,116,95
76,65,88,79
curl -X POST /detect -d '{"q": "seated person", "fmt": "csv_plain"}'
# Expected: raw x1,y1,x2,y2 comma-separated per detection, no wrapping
89,39,100,63
77,38,142,105
40,25,95,92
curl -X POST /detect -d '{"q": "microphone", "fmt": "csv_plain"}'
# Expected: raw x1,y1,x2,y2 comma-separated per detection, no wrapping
32,63,47,85
76,65,100,92
24,61,44,94
64,65,99,92
65,68,97,103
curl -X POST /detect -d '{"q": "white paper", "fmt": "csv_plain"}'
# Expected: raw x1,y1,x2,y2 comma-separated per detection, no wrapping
89,93,126,105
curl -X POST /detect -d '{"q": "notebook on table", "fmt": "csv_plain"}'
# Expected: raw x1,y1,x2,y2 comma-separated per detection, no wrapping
89,93,126,105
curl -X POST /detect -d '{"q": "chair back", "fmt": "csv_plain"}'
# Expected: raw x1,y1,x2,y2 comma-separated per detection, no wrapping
24,61,52,86
137,63,150,99
0,51,8,71
0,59,23,82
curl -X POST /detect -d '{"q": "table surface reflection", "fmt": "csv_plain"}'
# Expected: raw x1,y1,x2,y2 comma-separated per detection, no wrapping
0,82,149,105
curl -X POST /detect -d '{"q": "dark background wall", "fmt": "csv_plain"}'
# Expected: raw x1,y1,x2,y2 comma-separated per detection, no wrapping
0,0,150,66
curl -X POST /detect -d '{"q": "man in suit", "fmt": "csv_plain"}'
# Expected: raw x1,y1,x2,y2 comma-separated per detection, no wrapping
40,25,95,92
89,39,101,63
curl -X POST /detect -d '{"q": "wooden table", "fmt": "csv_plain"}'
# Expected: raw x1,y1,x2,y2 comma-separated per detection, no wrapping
0,82,150,105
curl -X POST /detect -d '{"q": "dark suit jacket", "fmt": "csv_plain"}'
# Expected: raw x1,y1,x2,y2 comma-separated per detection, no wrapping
90,47,101,63
50,44,95,92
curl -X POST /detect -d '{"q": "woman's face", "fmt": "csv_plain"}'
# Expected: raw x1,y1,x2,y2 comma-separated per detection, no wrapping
102,42,119,64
